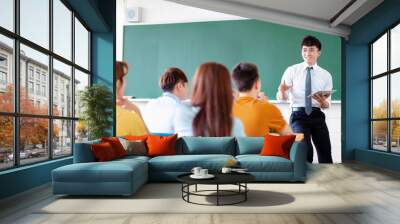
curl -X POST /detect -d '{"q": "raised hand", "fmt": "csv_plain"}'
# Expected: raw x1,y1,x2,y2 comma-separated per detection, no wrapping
278,80,292,93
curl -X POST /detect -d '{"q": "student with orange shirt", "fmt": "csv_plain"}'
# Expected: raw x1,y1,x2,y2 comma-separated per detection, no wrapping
232,62,293,137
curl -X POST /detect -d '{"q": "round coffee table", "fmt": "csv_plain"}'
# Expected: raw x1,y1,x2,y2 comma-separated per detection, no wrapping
177,173,255,206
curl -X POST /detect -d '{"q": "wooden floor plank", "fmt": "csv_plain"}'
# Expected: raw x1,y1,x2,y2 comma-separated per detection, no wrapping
1,162,400,224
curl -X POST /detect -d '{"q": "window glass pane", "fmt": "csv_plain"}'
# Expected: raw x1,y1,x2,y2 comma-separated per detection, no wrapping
75,18,89,70
53,0,72,60
0,35,14,112
53,119,72,158
391,72,400,118
372,76,387,119
372,121,388,151
20,117,49,165
391,24,400,70
20,0,49,49
74,69,89,118
0,0,14,31
372,33,387,76
75,120,88,143
20,44,49,115
53,59,72,117
391,120,400,153
0,116,13,170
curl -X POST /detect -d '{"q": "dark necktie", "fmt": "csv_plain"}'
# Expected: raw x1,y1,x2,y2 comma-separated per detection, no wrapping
305,67,313,115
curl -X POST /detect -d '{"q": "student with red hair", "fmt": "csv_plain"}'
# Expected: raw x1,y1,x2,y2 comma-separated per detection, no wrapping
174,62,245,137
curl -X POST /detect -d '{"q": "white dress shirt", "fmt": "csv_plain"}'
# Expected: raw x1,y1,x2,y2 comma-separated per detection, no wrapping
281,62,333,108
143,92,182,134
174,102,246,137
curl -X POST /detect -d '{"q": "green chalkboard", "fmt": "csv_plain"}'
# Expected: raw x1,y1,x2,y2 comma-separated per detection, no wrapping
123,19,341,100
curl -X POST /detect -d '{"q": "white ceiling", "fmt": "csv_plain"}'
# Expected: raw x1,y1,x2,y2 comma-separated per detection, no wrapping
226,0,352,22
166,0,384,38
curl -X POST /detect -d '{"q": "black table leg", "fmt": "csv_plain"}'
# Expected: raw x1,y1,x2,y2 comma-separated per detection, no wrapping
216,184,219,206
187,184,190,202
181,183,183,199
245,183,247,201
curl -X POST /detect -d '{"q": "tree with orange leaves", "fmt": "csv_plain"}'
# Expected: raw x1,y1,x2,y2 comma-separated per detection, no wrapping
0,84,59,151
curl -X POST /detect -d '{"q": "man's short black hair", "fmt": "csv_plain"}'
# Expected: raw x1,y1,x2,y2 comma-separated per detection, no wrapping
301,35,321,51
232,62,259,92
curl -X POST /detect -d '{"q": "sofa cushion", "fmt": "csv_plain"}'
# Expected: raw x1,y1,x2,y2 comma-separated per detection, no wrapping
236,137,264,155
148,154,235,172
177,137,236,155
73,139,100,163
114,155,150,164
53,158,147,183
236,155,293,172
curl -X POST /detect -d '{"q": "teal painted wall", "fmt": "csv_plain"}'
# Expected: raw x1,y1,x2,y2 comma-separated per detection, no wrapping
355,149,400,172
92,33,114,87
123,19,342,100
344,0,400,172
92,32,115,136
0,158,72,199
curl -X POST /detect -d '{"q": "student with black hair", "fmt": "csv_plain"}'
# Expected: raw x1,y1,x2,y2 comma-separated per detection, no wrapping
232,62,292,137
277,35,333,163
143,67,189,134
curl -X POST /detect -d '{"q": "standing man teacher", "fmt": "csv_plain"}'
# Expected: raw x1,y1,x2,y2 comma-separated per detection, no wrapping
276,35,333,163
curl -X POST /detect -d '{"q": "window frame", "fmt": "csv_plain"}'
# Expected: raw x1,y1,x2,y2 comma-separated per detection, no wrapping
370,20,400,154
0,0,92,171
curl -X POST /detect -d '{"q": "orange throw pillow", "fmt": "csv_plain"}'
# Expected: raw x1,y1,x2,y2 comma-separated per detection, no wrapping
91,142,117,161
101,137,127,158
260,134,296,159
146,134,177,157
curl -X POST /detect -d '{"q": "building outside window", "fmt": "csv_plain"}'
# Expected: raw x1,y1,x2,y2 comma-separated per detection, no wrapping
35,70,40,81
28,67,34,80
0,71,6,84
35,83,40,95
41,85,46,97
0,54,7,67
0,54,7,88
28,81,34,94
41,73,46,83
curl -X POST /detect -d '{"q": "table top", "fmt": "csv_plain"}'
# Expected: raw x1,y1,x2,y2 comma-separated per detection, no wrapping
177,172,255,185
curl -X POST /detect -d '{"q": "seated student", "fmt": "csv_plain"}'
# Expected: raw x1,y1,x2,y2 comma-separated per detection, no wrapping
174,62,245,137
232,62,293,137
143,67,189,134
116,61,149,136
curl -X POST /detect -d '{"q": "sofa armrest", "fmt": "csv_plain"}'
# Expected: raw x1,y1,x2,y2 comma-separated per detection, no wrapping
73,140,100,163
289,142,307,181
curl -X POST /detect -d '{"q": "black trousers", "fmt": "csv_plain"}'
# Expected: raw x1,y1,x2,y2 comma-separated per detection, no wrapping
290,109,333,163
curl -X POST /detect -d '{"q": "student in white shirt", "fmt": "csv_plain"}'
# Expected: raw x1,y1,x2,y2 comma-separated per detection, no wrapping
276,35,333,163
174,62,245,137
143,67,188,134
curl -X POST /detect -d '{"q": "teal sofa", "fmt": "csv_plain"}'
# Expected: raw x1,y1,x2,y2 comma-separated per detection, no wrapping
52,137,307,196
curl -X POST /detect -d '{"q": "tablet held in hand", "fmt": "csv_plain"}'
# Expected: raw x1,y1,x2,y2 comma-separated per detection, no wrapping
308,90,336,98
